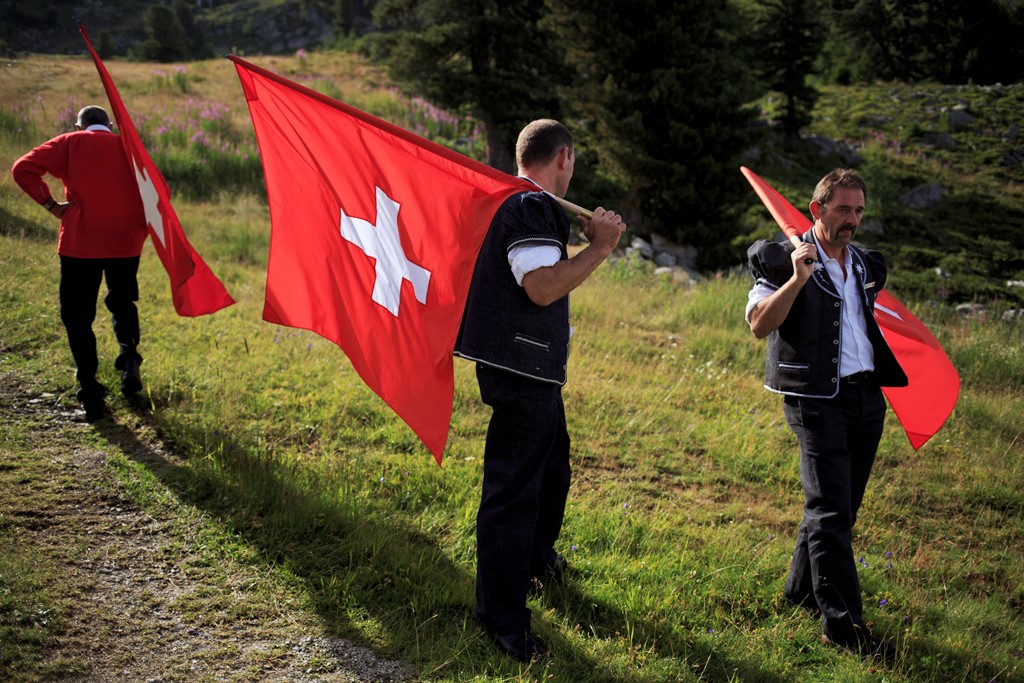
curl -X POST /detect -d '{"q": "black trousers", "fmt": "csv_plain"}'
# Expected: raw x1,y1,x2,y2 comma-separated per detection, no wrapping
59,255,142,398
474,363,571,634
782,382,887,642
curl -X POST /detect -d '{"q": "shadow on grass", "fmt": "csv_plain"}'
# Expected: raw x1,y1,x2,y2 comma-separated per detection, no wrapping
0,204,55,241
92,407,469,669
92,400,790,682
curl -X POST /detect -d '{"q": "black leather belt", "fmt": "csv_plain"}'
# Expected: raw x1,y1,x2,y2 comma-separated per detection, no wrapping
841,371,873,385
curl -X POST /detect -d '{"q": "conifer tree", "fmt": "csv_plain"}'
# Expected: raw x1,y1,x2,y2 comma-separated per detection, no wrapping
826,0,1024,84
369,0,568,171
97,30,115,59
334,0,370,36
752,0,820,140
544,0,760,265
135,5,189,62
174,0,209,59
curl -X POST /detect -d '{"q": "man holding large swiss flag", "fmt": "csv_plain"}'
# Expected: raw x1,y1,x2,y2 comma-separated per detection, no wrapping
745,168,906,661
11,26,234,421
12,105,150,421
455,120,626,662
232,60,627,659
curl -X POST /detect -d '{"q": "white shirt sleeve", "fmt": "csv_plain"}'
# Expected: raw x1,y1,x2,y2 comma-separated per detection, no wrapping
508,244,561,286
745,282,777,323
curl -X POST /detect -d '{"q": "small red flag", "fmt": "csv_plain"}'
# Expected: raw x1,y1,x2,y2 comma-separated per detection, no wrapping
741,166,960,450
80,24,234,317
230,56,533,463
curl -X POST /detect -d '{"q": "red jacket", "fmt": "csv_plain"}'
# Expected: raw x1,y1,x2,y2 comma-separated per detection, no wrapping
12,129,148,258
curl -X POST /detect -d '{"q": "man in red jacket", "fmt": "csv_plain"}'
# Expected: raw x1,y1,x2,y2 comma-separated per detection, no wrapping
12,105,149,420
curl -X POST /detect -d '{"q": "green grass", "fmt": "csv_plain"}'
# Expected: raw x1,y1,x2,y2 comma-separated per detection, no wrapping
0,541,63,674
2,190,1022,680
2,53,1024,682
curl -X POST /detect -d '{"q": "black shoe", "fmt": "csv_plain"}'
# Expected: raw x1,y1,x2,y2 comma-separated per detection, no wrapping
120,359,142,395
76,382,107,402
530,555,568,594
485,629,550,663
76,382,107,421
824,626,897,662
82,396,107,422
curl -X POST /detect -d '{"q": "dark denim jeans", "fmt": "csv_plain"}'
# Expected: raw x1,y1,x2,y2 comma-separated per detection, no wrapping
59,255,142,398
474,363,571,634
782,383,886,641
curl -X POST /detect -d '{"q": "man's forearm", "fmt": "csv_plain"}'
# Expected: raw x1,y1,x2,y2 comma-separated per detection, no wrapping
522,241,615,307
749,276,806,338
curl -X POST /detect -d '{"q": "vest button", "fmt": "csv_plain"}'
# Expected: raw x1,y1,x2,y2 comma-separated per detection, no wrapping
832,358,838,363
833,321,839,326
833,339,839,345
835,302,841,307
831,377,838,383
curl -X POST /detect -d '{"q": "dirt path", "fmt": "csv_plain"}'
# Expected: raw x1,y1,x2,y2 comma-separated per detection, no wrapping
0,373,416,683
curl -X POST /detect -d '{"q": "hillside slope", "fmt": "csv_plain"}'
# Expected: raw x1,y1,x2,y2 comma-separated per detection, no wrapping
744,81,1024,305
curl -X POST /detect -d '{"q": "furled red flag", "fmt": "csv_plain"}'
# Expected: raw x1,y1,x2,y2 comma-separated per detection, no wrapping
80,24,234,316
741,166,960,450
230,55,534,463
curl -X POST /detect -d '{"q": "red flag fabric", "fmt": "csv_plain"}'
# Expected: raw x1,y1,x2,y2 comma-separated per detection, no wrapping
230,56,533,463
740,166,813,245
741,166,960,450
80,25,234,317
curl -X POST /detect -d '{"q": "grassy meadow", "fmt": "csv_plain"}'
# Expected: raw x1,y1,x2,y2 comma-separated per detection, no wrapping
2,52,1024,682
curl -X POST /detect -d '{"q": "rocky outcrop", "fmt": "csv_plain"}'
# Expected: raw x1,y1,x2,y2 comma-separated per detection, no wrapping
898,183,944,209
623,234,702,286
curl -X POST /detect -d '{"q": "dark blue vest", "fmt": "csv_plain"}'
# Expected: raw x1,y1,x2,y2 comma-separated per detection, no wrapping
454,191,571,384
747,232,907,398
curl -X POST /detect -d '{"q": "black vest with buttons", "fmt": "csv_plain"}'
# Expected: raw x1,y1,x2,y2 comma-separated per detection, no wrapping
747,231,908,398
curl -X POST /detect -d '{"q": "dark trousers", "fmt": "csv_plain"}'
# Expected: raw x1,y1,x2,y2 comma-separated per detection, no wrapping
782,383,886,641
59,255,142,398
474,363,571,634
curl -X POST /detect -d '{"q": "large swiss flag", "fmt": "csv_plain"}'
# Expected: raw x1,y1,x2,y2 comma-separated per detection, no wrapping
741,166,959,450
80,24,234,317
231,56,532,463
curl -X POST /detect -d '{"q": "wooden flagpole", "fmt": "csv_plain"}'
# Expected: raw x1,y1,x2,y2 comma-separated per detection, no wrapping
544,191,594,219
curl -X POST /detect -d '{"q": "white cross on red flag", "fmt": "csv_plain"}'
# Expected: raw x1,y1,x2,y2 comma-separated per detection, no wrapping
230,56,533,463
741,166,960,449
80,24,234,317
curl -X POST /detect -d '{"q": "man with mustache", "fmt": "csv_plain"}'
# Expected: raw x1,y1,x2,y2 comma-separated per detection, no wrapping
744,168,907,660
